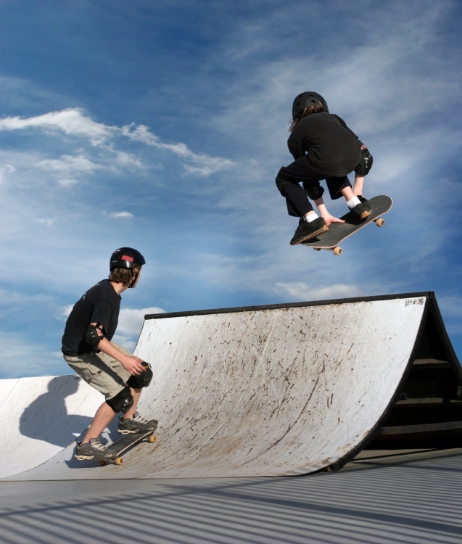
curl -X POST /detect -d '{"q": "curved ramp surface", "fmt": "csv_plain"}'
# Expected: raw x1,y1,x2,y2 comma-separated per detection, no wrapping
1,376,101,479
4,292,459,481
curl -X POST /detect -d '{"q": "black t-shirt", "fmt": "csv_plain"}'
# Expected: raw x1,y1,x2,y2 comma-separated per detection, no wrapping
62,279,121,355
288,112,363,177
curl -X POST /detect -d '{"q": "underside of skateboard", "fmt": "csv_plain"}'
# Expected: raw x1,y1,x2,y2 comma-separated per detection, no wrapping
301,195,392,255
312,216,386,255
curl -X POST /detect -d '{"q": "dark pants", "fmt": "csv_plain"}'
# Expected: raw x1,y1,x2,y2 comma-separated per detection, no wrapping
276,157,352,218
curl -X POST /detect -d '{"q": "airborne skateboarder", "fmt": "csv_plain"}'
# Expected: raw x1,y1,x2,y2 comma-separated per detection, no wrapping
62,247,157,461
275,92,374,245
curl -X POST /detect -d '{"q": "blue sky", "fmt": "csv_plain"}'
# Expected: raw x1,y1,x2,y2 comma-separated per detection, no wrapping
1,0,461,378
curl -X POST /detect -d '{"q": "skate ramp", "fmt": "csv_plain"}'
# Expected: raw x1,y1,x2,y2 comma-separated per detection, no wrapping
2,293,462,480
0,376,101,479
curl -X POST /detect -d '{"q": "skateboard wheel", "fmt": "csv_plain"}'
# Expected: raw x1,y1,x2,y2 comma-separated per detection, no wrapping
115,457,123,465
98,460,107,466
333,247,342,255
375,218,385,227
148,435,157,443
313,247,321,251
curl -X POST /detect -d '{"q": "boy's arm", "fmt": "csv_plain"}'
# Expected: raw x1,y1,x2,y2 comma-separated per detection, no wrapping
89,324,145,376
314,198,345,226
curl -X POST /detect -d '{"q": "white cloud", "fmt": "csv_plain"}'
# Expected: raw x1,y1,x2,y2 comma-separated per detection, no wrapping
61,305,73,319
0,164,15,182
57,178,78,187
121,123,234,175
275,283,363,301
37,154,101,175
117,306,165,338
0,108,113,145
113,306,165,352
0,109,233,177
37,218,54,227
111,211,133,219
113,150,144,168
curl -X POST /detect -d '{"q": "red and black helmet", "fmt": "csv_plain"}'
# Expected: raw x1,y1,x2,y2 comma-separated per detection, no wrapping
292,92,329,119
109,247,146,271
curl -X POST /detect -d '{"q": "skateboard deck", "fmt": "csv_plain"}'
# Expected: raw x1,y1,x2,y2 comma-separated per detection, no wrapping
302,195,392,255
98,430,156,466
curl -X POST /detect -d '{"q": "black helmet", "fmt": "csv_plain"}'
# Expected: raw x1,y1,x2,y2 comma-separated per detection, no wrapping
292,92,329,119
110,247,146,271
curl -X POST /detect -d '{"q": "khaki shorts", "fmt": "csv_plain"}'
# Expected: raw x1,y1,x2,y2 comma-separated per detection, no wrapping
64,342,132,400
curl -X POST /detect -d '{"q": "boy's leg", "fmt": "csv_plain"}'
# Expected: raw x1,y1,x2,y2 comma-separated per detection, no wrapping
325,176,352,200
276,169,314,218
97,343,158,433
276,158,339,218
81,401,117,444
353,174,364,196
65,351,129,444
97,342,150,419
326,176,371,219
96,343,139,420
276,160,329,244
124,387,141,420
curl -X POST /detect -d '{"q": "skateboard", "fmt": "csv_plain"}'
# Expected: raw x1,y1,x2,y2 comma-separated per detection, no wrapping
302,195,392,255
98,430,156,466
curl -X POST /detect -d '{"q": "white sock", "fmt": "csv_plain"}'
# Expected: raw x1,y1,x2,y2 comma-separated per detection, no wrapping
305,213,319,223
347,196,361,209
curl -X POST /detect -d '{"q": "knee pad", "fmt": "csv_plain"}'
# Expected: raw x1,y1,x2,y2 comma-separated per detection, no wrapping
127,362,153,389
107,387,134,414
355,148,373,176
304,182,324,200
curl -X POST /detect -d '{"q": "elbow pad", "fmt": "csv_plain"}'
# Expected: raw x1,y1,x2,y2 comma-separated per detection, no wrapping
85,323,105,350
355,148,373,176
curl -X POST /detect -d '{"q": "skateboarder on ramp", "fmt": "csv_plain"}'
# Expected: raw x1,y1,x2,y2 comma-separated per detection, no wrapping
61,247,157,462
275,91,375,245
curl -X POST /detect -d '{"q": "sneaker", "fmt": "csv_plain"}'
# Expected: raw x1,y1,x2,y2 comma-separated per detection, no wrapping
118,412,158,434
75,438,116,461
351,196,371,219
290,217,328,245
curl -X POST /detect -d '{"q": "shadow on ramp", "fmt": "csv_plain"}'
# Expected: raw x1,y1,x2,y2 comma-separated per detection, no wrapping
20,375,92,447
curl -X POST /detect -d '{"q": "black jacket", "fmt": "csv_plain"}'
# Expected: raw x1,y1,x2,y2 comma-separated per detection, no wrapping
288,112,363,177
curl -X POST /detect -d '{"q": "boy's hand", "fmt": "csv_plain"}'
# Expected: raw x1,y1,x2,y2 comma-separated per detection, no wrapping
121,355,146,376
315,202,345,226
321,213,345,226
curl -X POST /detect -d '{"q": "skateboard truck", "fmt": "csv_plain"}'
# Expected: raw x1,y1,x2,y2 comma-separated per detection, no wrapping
313,247,342,255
